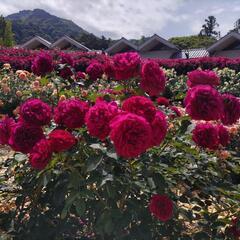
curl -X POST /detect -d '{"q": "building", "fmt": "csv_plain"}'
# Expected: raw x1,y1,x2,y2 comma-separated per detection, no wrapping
105,37,138,55
21,35,90,51
105,34,179,59
138,34,180,59
207,32,240,58
51,35,90,51
21,36,52,50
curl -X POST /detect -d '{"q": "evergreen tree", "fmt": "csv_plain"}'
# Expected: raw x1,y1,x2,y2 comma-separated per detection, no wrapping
3,21,14,47
0,15,6,45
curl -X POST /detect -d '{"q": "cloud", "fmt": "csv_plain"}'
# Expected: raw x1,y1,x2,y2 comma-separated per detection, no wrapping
210,7,225,15
0,0,186,38
0,0,239,39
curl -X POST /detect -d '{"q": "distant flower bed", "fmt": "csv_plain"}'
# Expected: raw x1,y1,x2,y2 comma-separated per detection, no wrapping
0,51,239,239
0,47,109,72
156,56,240,75
2,47,240,75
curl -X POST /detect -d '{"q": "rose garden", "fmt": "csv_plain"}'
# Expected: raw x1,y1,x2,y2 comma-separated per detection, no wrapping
0,49,239,239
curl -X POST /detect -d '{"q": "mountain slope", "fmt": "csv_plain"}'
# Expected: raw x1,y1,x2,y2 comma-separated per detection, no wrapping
6,9,89,44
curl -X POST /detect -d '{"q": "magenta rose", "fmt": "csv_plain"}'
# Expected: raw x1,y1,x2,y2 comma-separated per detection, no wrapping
217,124,230,147
122,96,156,122
54,98,89,129
221,94,240,125
184,85,223,121
9,122,44,154
104,59,116,79
140,60,166,96
31,52,54,76
187,69,220,88
85,101,119,140
150,110,167,147
149,194,174,222
75,71,85,80
0,117,16,145
86,61,104,81
113,52,141,80
60,52,74,66
110,113,152,158
169,106,182,119
192,123,219,150
20,98,52,126
29,139,53,170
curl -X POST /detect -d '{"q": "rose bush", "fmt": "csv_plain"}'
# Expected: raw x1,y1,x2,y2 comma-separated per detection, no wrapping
0,50,239,240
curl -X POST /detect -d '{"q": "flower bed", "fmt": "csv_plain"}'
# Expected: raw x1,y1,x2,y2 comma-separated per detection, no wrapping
0,51,239,239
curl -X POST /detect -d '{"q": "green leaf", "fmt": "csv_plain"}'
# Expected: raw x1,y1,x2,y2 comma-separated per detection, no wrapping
114,85,124,91
100,174,113,187
74,198,86,216
61,193,78,219
86,155,103,172
193,232,210,240
40,77,49,86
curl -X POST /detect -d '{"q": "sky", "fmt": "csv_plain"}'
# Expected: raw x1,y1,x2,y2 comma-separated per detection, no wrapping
0,0,240,39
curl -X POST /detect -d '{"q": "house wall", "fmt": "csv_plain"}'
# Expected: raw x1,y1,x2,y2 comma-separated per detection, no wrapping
211,50,240,58
139,50,177,59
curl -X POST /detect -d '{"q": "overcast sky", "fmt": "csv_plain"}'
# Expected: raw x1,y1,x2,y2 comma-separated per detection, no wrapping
0,0,240,39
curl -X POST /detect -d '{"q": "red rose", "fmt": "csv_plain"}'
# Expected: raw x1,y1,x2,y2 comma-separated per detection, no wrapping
0,117,16,145
149,194,174,221
59,67,73,79
110,113,152,158
20,98,52,126
54,98,89,129
156,97,170,107
122,96,156,122
49,129,76,152
113,52,141,80
86,61,104,81
29,139,52,170
187,70,220,88
221,94,240,125
85,101,119,140
9,122,44,154
140,60,166,96
184,85,223,121
170,106,182,119
150,110,167,147
192,123,219,150
217,125,230,147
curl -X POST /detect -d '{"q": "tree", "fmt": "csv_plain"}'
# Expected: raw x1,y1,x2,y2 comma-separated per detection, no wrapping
76,34,112,50
3,21,14,47
0,15,6,45
169,35,216,49
199,16,220,38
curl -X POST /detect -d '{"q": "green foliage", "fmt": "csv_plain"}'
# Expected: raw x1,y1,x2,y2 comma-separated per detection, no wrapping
76,34,112,50
3,21,14,47
0,16,14,47
169,35,216,49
